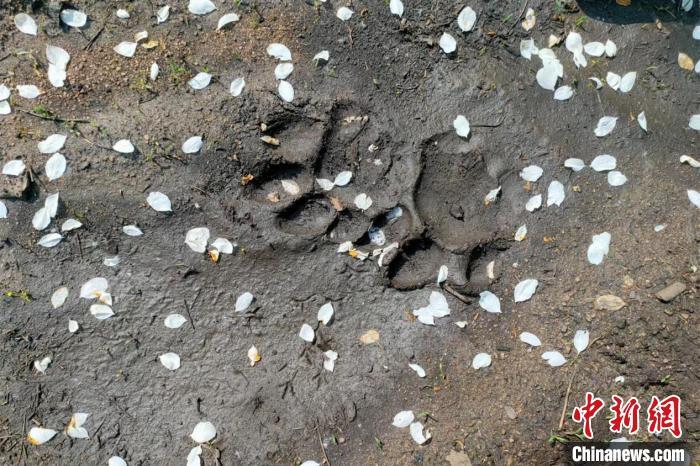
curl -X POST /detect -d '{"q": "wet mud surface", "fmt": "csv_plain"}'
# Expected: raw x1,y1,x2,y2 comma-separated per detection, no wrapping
1,0,699,464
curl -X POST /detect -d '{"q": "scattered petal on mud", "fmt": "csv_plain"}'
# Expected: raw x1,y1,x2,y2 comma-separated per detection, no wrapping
638,112,647,132
323,350,337,371
587,232,611,265
45,153,67,181
590,154,616,172
147,192,172,212
182,136,203,153
188,72,212,90
90,304,114,320
408,363,426,378
565,158,585,171
478,291,501,313
453,115,470,138
607,171,628,187
14,13,38,35
514,279,538,302
248,345,261,366
38,134,67,154
189,0,217,15
688,189,700,208
51,287,69,308
61,9,87,28
525,194,542,212
547,181,565,207
191,421,217,443
520,165,543,182
159,352,181,370
392,411,414,428
299,323,315,342
542,351,567,367
3,159,25,176
114,42,137,57
472,352,492,369
410,421,431,445
185,227,210,253
217,13,240,30
354,193,373,211
336,7,354,21
235,292,254,312
574,330,590,353
457,7,477,32
390,0,404,17
278,80,294,102
38,233,63,248
317,302,334,325
230,77,245,96
519,332,541,347
553,85,573,101
439,33,457,54
27,427,57,445
165,314,187,328
594,116,617,137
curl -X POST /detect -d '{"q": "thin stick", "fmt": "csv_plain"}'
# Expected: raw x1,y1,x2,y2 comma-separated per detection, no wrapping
559,357,579,430
510,0,529,32
17,109,89,124
443,284,472,305
183,298,196,330
317,425,331,466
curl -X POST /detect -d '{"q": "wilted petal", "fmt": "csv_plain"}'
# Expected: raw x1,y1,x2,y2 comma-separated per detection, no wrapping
185,227,210,253
28,427,57,445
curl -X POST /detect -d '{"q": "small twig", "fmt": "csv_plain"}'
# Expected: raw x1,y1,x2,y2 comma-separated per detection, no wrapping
17,109,90,124
443,284,472,305
85,23,105,50
559,356,579,430
317,425,331,466
183,298,196,330
471,114,507,128
510,0,529,32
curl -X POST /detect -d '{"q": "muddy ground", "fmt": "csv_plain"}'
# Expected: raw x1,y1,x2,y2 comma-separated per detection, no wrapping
1,0,699,464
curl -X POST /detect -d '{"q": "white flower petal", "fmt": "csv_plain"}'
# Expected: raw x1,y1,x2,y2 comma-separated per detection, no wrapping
188,72,212,90
589,77,603,89
235,292,254,312
472,352,492,369
590,154,616,172
514,279,538,302
159,352,181,370
38,134,67,154
48,64,67,87
182,136,203,153
281,179,300,195
390,0,404,17
299,323,315,342
333,171,352,186
51,287,69,308
437,265,448,284
519,332,541,347
217,13,240,30
553,85,573,101
573,330,589,353
316,178,334,191
32,207,50,231
317,302,334,325
278,80,294,102
478,291,501,313
607,171,627,187
150,63,159,81
46,45,70,68
689,115,700,130
0,200,6,219
0,101,10,115
230,77,245,96
113,139,135,154
605,40,617,57
439,32,457,53
274,63,294,80
587,232,611,265
211,238,233,254
114,42,137,58
408,363,426,378
546,180,565,207
457,7,477,32
164,314,187,328
409,422,431,445
68,319,79,333
353,193,373,211
520,165,543,182
45,153,66,181
3,160,25,176
688,189,700,208
525,194,542,212
514,224,527,241
313,50,330,63
157,5,170,23
80,277,108,299
38,233,62,248
606,72,621,91
564,158,585,172
116,9,130,19
187,446,202,466
594,116,617,137
44,192,59,218
14,13,38,35
60,9,87,28
392,410,415,428
147,191,172,212
453,115,470,138
542,351,567,367
520,39,537,60
191,421,217,443
583,41,605,57
619,72,636,93
336,7,354,21
185,227,210,253
323,350,337,372
266,43,292,61
536,64,559,90
637,112,647,132
122,224,142,237
17,85,41,99
28,427,57,445
90,303,114,320
189,0,217,15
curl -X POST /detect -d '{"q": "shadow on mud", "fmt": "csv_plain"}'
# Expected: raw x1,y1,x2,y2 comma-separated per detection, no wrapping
576,0,697,24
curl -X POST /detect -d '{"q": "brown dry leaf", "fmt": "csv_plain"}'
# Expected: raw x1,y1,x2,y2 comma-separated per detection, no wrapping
208,249,220,263
241,174,254,185
329,196,344,211
543,236,556,243
446,450,473,466
360,329,380,344
678,53,694,71
594,295,626,311
616,0,631,5
260,135,279,146
266,192,280,203
142,39,160,49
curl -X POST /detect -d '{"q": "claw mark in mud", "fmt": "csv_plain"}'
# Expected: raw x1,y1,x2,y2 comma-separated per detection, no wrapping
276,196,337,238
